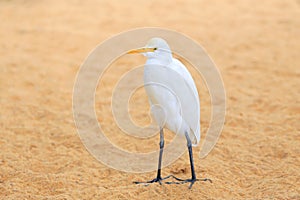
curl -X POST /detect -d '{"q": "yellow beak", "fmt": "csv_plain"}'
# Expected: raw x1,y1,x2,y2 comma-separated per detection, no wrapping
127,47,156,54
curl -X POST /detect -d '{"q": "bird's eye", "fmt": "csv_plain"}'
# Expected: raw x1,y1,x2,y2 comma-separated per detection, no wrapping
153,48,157,51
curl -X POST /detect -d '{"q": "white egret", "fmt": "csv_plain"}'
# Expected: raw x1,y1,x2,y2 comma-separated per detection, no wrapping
128,38,211,189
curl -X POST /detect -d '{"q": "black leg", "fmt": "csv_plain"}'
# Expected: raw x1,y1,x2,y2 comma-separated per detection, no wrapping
156,127,164,179
134,128,173,185
186,131,196,180
165,131,212,189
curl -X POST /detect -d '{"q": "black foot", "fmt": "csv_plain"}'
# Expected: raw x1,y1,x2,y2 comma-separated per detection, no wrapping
133,175,173,186
166,176,212,189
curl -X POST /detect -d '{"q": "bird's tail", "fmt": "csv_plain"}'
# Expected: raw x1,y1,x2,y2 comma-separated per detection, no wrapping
190,128,200,147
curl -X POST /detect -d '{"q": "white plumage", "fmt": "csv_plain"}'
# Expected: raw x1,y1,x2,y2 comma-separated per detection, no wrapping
142,38,200,146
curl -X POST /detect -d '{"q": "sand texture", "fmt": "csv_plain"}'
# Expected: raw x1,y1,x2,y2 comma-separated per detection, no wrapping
0,0,300,199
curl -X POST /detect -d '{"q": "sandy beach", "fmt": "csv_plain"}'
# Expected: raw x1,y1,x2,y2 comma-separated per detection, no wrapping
0,0,299,199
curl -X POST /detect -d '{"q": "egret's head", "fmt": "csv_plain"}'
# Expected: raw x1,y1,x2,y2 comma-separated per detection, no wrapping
128,37,172,61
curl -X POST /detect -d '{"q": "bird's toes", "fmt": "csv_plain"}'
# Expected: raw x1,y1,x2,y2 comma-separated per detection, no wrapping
196,178,213,183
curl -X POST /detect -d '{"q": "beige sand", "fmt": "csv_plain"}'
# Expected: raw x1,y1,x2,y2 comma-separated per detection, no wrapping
1,0,299,199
